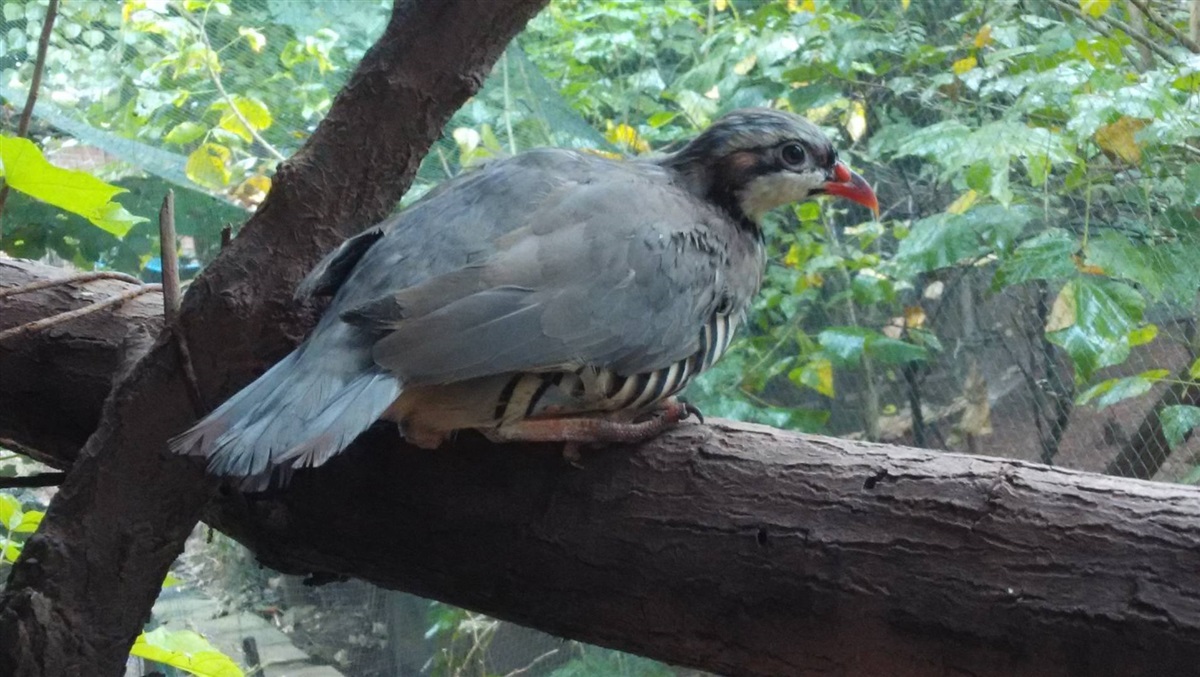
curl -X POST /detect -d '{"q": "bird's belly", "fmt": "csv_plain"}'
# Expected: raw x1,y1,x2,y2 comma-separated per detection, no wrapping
387,312,737,446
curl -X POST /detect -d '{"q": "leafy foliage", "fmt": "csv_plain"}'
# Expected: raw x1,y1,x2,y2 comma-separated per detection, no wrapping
130,628,244,677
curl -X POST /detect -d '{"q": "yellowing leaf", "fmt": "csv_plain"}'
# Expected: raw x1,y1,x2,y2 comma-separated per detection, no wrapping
130,629,244,677
1074,254,1106,275
733,54,757,76
806,101,838,123
238,27,266,53
0,135,143,238
901,0,910,9
232,175,271,207
452,127,481,155
974,24,993,48
794,357,835,397
802,0,816,10
952,55,977,76
1128,324,1158,347
845,100,867,142
1095,116,1149,164
946,189,978,215
185,143,232,189
0,494,21,532
605,122,651,154
714,0,727,11
904,305,927,328
1189,357,1200,381
1046,282,1077,332
216,95,273,143
582,148,623,160
1079,0,1110,18
784,243,803,268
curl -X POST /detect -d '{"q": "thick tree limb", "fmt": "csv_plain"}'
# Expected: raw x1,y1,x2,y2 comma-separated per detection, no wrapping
0,1,549,675
5,259,1200,677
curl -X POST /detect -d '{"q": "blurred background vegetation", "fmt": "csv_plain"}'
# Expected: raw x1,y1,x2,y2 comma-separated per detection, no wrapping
1,0,1198,674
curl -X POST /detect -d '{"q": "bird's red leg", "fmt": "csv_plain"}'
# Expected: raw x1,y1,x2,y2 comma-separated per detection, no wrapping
485,399,701,446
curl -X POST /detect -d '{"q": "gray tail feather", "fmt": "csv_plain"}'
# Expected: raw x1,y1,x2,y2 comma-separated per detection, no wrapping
169,350,400,486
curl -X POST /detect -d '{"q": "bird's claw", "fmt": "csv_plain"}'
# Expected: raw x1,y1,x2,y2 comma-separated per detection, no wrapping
675,399,704,424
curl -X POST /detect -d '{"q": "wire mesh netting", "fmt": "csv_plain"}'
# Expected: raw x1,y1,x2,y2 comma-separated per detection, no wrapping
2,0,1200,675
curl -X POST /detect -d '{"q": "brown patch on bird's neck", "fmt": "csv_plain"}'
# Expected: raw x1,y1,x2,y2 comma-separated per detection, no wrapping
705,151,768,233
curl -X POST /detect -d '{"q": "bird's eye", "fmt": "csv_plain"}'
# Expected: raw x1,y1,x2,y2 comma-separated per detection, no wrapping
780,142,806,168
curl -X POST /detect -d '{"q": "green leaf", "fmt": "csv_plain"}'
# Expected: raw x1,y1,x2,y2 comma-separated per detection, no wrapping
818,327,870,366
646,111,676,128
0,494,21,533
90,202,149,238
1127,324,1158,347
866,337,928,364
1076,370,1166,409
1162,405,1200,450
1189,357,1200,381
818,327,926,367
789,357,834,397
3,542,22,563
12,510,43,534
894,205,1032,274
995,229,1078,287
1080,0,1111,18
1046,278,1145,381
130,629,244,677
162,572,184,588
0,135,138,238
164,121,207,146
1085,233,1200,304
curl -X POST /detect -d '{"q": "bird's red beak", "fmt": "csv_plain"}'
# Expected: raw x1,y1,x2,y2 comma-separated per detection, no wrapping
824,162,879,218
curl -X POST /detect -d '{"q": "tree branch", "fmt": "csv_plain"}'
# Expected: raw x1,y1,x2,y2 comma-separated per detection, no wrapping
1047,0,1178,64
1128,0,1200,52
6,258,1200,677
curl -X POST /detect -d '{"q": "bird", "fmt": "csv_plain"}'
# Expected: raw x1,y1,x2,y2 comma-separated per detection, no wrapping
170,107,878,485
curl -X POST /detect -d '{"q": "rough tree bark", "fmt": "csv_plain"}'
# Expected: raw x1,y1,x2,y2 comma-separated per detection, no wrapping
6,260,1200,677
0,1,549,675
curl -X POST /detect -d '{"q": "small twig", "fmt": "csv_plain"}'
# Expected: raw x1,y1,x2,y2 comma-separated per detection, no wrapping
159,190,206,415
159,191,181,324
0,0,60,241
0,271,142,299
241,637,264,677
0,284,160,344
502,648,561,677
1192,0,1200,45
15,0,57,137
1128,0,1200,52
0,472,66,489
1047,0,1178,64
1125,0,1156,70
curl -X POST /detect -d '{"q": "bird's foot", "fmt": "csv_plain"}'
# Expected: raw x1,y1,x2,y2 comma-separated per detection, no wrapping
485,398,703,449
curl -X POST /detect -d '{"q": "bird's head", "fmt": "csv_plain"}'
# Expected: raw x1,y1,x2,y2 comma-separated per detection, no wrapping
663,107,879,224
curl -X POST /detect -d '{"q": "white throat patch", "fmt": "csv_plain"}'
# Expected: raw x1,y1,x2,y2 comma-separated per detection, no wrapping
736,171,825,221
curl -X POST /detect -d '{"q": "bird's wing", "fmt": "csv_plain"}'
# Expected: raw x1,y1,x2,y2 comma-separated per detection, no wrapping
341,175,732,386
